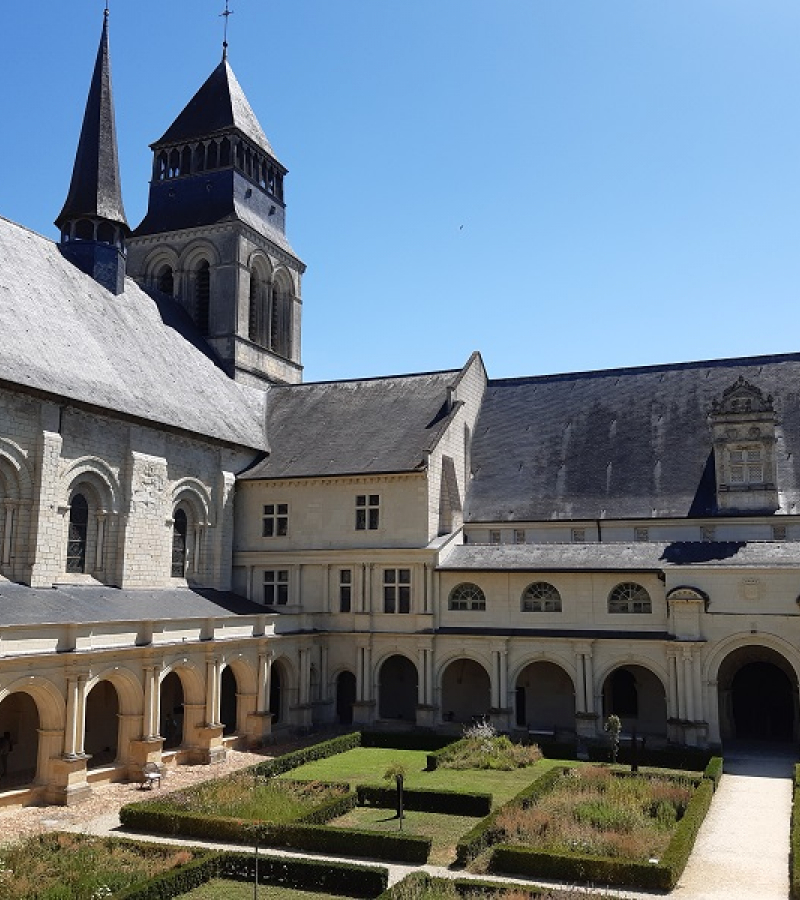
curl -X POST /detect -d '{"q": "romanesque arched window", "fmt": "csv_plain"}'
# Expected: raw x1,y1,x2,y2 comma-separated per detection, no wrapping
521,582,562,612
195,261,210,336
66,493,89,573
171,508,188,578
157,265,174,296
248,268,269,346
608,582,651,614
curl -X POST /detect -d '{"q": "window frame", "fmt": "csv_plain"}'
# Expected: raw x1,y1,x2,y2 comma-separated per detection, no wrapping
263,569,289,606
355,494,380,531
383,568,411,614
262,503,289,538
339,568,352,613
608,582,652,614
448,582,487,611
521,581,562,613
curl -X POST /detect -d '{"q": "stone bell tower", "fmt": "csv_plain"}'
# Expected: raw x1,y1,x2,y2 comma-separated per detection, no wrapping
127,49,305,388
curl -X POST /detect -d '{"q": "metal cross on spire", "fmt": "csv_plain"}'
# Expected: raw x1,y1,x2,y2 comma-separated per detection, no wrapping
221,0,234,60
104,0,109,18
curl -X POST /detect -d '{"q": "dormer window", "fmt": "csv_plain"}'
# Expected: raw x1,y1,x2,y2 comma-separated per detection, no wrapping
710,377,779,513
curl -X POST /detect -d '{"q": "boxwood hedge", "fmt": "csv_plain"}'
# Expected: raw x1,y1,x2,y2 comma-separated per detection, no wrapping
356,784,491,817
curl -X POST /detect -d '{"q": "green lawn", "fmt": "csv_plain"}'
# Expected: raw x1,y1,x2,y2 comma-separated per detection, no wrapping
278,748,568,807
178,880,356,900
329,806,479,866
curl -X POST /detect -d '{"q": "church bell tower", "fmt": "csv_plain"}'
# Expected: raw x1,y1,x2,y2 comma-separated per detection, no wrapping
126,45,305,388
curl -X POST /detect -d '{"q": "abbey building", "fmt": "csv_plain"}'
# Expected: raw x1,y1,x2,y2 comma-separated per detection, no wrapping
1,13,799,805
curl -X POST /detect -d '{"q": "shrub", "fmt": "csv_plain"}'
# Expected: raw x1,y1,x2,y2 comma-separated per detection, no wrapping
251,731,362,777
362,731,455,751
357,784,492,817
440,735,542,772
703,756,724,790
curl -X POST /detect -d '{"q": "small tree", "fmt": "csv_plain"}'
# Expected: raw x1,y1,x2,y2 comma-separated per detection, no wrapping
383,762,407,829
604,714,622,764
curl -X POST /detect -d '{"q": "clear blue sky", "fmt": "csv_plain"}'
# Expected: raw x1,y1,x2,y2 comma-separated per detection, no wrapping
4,2,800,383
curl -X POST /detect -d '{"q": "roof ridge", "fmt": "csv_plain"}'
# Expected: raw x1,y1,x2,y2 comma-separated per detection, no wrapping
275,368,463,388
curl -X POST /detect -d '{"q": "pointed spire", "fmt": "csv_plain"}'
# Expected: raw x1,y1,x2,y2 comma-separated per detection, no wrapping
55,8,128,231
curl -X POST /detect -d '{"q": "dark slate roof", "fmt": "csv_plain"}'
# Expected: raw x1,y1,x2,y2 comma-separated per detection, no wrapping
240,370,461,480
0,583,263,627
55,13,128,231
466,354,800,521
441,541,800,570
155,59,279,163
0,217,267,450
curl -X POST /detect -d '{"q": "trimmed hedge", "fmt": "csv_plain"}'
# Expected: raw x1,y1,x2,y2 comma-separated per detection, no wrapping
251,731,362,777
454,766,569,865
703,756,724,790
119,804,430,864
426,737,469,771
115,849,388,900
361,731,455,751
356,784,492,817
791,763,800,900
489,776,715,891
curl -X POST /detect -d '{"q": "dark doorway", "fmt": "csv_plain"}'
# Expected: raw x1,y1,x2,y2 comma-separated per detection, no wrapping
220,667,237,736
161,672,185,749
732,662,794,741
336,671,356,725
269,664,282,724
378,655,418,721
85,680,119,768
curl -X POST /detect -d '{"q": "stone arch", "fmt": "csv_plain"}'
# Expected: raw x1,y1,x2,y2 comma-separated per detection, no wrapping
713,641,799,742
0,677,65,732
704,632,800,687
270,656,295,725
0,438,33,502
514,660,576,733
84,679,121,768
378,654,418,722
270,267,294,358
85,666,142,716
171,479,213,526
179,241,221,272
248,252,274,346
220,655,257,736
160,660,205,706
440,657,491,724
600,662,668,738
60,458,120,513
0,692,40,785
143,248,180,289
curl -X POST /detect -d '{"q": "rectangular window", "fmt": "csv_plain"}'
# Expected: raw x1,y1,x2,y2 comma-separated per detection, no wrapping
489,530,501,545
263,569,289,606
773,525,787,541
571,528,586,543
383,568,411,614
634,527,649,542
701,526,715,542
262,503,288,538
514,529,526,544
339,569,352,612
356,494,380,530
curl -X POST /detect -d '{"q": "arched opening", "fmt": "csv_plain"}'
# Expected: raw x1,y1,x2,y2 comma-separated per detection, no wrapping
336,671,356,725
0,692,39,788
269,662,284,725
75,219,94,241
602,665,667,738
220,667,238,736
97,222,115,244
66,493,89,573
157,265,174,296
515,662,575,734
378,655,418,722
160,672,185,750
440,658,491,724
207,142,218,169
195,261,211,336
84,680,120,769
717,646,798,743
171,508,188,577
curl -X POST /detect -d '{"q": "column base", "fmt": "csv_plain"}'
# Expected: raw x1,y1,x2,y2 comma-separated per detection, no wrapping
192,724,226,765
127,737,164,782
415,705,438,728
45,755,91,806
668,719,709,748
488,708,512,732
289,704,314,729
575,712,599,739
245,712,273,748
352,701,375,726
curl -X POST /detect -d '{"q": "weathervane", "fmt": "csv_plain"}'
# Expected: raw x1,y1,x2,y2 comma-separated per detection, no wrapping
221,0,234,60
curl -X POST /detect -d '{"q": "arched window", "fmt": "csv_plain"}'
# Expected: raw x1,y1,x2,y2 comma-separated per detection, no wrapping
195,261,211,336
181,145,192,176
449,582,486,611
194,142,206,172
67,493,89,573
521,582,562,612
270,279,292,358
248,269,268,346
608,582,652,614
157,265,174,296
75,219,94,241
207,141,219,169
168,148,180,178
171,509,188,578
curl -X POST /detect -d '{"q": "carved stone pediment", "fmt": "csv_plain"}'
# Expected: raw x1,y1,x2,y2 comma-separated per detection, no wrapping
667,586,710,610
711,376,774,418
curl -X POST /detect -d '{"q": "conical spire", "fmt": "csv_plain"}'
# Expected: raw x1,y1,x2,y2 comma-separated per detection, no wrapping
56,9,128,231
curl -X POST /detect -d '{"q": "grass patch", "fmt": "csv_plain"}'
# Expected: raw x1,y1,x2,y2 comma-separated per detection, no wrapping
330,807,479,867
178,880,359,900
0,833,203,900
493,765,693,861
281,748,565,807
146,773,349,823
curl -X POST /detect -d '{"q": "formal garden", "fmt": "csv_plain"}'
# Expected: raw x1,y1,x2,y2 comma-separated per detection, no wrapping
0,726,730,898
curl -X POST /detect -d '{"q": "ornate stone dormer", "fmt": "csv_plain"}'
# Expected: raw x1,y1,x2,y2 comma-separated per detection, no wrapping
709,376,779,513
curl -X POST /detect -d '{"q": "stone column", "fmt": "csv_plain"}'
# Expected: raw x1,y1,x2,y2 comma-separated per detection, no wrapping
2,501,15,566
94,514,106,571
353,643,374,725
683,651,695,722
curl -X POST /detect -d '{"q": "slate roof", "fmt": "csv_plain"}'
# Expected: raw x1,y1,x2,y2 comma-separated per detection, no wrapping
441,541,800,571
240,370,461,480
55,13,127,231
0,583,264,627
0,217,267,450
466,354,800,522
154,59,279,163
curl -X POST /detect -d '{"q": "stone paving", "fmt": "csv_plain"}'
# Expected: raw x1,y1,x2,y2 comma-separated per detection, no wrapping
0,746,794,899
